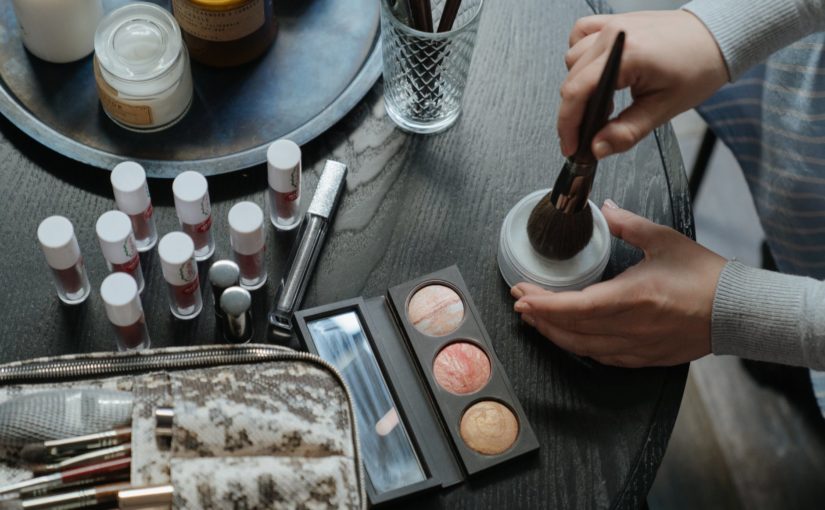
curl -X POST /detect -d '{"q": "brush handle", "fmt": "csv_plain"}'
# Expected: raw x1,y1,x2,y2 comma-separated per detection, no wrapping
573,31,625,163
437,0,462,32
549,159,596,213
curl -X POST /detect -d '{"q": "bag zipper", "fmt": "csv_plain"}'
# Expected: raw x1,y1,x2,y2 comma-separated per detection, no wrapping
0,344,367,510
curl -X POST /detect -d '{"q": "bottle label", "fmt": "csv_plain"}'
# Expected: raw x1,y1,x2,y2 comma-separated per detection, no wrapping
94,58,154,127
172,0,265,42
143,204,154,221
194,215,213,233
168,258,198,286
271,165,300,193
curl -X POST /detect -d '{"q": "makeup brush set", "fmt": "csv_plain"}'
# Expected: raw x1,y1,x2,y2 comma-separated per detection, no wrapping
0,345,369,509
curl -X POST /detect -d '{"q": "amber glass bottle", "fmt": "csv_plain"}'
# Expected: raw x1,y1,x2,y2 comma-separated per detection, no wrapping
171,0,277,67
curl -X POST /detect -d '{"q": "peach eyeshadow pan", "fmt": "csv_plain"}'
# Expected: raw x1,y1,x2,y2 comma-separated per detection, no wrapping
407,284,464,337
433,342,491,395
459,401,519,455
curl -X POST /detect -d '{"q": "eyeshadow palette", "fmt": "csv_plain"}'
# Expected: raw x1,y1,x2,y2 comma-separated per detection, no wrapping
294,265,539,505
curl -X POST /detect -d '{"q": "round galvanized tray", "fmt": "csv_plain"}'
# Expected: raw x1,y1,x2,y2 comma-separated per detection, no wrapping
0,0,381,178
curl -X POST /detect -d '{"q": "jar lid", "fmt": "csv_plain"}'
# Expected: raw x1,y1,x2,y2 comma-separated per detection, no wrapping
96,211,137,265
228,201,265,255
497,189,611,291
37,216,81,270
179,0,251,9
111,162,151,215
100,273,142,327
95,2,183,82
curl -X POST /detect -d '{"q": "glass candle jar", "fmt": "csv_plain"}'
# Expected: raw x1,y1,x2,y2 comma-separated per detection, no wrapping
171,0,277,67
11,0,103,63
94,3,193,132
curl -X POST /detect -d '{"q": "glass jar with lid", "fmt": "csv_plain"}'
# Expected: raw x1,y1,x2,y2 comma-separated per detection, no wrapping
94,2,193,132
171,0,277,67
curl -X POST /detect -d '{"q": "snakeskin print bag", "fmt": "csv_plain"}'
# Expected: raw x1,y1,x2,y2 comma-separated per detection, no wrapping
0,344,366,509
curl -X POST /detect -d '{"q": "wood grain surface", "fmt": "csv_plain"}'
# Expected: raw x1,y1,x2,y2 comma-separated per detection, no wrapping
0,0,690,508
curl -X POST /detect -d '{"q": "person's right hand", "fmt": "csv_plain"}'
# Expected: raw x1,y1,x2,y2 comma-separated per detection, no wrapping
558,10,728,159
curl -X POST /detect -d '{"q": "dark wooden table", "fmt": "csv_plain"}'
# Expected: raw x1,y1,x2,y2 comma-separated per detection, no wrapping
0,0,691,508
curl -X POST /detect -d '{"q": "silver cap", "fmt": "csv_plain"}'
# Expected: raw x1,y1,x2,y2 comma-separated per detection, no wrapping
118,485,174,510
220,286,253,343
208,260,240,316
307,160,347,219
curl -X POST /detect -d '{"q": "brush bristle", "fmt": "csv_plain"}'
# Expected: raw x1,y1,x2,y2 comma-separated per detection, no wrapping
526,192,594,260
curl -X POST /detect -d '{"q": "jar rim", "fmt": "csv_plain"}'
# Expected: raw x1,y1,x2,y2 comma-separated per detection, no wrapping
94,2,184,83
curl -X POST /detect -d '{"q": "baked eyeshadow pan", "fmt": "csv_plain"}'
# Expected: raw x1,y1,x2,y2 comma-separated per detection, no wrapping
459,401,519,455
432,342,491,395
407,284,464,337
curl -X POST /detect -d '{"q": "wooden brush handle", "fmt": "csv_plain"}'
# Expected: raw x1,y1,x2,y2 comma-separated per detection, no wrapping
574,31,625,162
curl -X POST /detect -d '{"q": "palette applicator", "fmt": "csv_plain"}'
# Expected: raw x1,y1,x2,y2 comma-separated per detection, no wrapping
526,31,625,260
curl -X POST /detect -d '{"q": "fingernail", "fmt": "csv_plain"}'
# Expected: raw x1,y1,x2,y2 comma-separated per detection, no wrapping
604,198,619,209
594,141,613,159
559,138,570,157
511,286,524,299
521,314,536,327
514,301,531,313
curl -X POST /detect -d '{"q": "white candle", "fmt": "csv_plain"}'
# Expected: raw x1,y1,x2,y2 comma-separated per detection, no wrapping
94,3,193,133
11,0,103,63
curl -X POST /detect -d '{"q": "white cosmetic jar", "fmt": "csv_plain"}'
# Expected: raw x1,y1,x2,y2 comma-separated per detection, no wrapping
11,0,103,63
498,189,611,291
94,2,193,132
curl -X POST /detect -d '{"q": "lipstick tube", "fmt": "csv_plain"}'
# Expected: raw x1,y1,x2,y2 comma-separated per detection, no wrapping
101,274,150,351
110,161,157,252
37,216,91,305
267,139,302,231
228,201,267,290
158,232,202,320
268,160,347,341
173,171,214,261
96,211,145,293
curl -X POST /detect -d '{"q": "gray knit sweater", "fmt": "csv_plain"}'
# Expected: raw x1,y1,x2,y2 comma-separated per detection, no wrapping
681,0,825,368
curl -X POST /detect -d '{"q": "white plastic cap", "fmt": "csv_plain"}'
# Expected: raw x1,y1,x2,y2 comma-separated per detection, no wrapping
267,139,301,193
228,201,265,255
37,216,81,270
96,211,137,264
158,232,197,285
173,171,211,225
100,272,142,327
111,161,151,215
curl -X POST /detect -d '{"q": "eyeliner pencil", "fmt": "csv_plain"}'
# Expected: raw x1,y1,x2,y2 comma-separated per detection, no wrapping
30,444,131,475
0,482,132,510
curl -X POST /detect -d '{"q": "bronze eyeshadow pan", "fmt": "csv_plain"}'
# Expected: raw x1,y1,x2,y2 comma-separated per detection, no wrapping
295,265,539,507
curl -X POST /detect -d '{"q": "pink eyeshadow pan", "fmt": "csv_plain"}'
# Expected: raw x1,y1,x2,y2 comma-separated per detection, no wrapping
433,342,491,395
407,284,465,337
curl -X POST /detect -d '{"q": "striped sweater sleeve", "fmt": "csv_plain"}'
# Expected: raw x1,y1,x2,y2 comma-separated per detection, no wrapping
712,261,825,370
682,0,825,80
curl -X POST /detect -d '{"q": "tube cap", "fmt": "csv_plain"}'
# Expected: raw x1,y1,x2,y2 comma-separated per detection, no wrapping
158,232,197,286
220,286,253,343
96,211,137,264
172,171,211,225
267,139,301,193
111,162,151,215
228,202,265,255
209,260,240,315
37,216,82,270
100,273,142,327
308,160,348,219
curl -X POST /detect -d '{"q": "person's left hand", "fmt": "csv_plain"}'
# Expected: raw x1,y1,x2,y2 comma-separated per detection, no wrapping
511,199,726,368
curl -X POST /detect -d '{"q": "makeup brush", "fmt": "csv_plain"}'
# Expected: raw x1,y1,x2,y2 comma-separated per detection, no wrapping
526,31,625,260
20,427,131,463
0,457,131,497
437,0,463,32
408,0,434,32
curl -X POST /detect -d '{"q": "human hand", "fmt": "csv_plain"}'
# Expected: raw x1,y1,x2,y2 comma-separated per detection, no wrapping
558,10,728,159
511,200,726,367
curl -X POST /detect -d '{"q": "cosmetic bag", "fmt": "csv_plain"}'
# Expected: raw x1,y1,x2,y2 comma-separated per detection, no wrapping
0,344,366,509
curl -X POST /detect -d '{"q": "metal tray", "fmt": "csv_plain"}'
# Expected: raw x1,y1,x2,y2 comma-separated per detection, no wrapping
0,0,381,178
